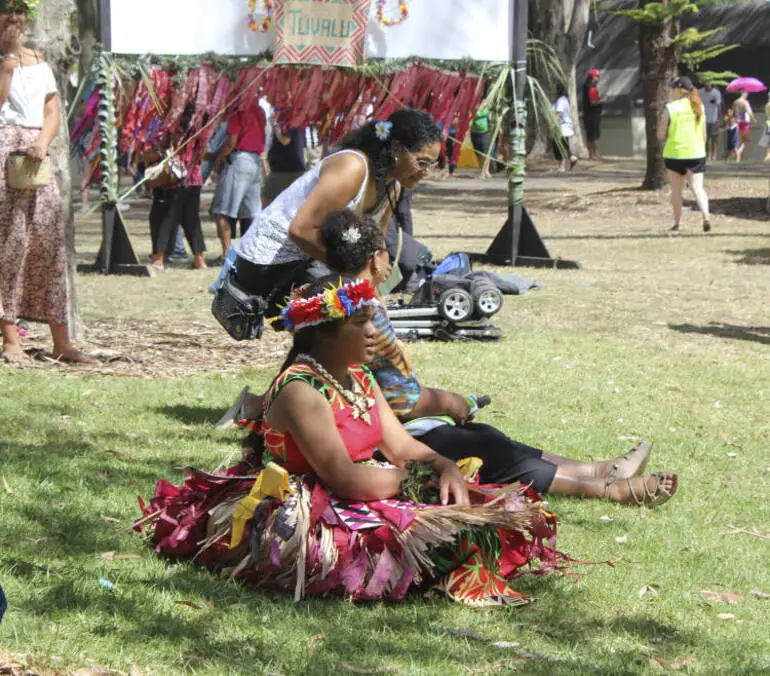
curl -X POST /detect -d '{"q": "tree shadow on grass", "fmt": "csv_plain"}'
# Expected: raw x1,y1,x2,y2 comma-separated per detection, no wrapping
155,404,227,426
725,247,770,265
669,322,770,345
696,196,769,222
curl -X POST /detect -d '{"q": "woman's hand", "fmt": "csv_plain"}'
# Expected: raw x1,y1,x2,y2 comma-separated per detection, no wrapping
436,460,470,506
446,393,470,425
26,142,47,161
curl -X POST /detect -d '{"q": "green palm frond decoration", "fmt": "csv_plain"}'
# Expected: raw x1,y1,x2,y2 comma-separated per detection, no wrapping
95,51,119,206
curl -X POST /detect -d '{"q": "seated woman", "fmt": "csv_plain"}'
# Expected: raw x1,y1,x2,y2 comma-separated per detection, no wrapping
137,277,569,606
318,209,678,507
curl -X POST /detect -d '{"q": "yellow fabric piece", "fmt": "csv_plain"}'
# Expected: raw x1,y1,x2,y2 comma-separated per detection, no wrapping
456,457,484,483
664,97,706,160
229,462,293,549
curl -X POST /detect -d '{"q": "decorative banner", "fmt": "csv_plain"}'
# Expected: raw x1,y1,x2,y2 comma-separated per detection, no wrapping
273,0,370,66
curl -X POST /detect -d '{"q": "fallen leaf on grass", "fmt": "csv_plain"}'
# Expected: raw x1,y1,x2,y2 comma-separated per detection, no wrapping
639,585,659,599
700,589,744,605
174,600,205,610
100,515,121,524
339,663,401,674
2,476,13,494
650,654,695,671
726,452,737,458
308,634,325,655
599,515,614,522
717,613,735,620
615,535,628,544
100,551,142,561
749,590,770,600
491,641,520,649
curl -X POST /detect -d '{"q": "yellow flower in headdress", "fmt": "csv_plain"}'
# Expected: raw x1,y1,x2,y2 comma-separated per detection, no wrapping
324,287,346,320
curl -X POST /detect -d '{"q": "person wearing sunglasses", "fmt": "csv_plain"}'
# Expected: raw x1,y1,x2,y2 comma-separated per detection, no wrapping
232,107,442,322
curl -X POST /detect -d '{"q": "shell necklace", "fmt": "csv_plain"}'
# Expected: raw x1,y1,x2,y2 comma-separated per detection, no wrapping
297,354,376,425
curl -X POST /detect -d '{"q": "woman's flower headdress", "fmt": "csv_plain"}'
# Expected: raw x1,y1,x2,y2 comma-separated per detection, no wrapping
0,0,39,18
375,120,393,142
280,279,378,333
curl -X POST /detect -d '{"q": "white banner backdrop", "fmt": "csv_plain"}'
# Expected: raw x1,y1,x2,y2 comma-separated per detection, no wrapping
109,0,511,62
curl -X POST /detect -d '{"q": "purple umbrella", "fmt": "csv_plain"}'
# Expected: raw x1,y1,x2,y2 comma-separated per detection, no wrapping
726,77,767,93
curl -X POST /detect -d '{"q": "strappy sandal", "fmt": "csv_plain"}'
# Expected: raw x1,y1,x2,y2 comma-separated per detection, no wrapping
613,440,653,480
605,470,678,507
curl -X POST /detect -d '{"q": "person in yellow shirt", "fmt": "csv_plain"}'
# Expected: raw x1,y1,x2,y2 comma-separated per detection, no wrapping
658,76,711,233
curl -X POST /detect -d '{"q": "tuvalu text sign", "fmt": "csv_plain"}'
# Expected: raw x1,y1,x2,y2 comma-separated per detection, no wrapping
274,0,370,67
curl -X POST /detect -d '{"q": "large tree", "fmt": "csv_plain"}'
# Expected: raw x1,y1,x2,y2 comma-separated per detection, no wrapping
30,0,80,335
614,0,742,190
530,0,592,157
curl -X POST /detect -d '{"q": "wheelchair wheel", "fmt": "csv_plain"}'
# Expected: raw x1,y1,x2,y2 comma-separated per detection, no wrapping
438,288,474,322
471,279,504,317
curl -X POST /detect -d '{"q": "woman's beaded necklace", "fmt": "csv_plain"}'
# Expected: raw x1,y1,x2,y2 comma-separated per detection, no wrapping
297,354,376,425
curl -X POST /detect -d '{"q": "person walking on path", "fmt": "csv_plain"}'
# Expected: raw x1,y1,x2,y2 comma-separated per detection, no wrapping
698,83,723,161
658,76,711,233
582,69,606,160
732,89,755,163
0,5,97,364
552,87,578,172
211,98,268,258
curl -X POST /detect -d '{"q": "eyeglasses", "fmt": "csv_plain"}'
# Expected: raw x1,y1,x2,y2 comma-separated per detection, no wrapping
404,147,438,171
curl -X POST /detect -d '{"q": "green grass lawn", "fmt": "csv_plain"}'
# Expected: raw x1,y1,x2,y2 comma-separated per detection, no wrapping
1,167,769,674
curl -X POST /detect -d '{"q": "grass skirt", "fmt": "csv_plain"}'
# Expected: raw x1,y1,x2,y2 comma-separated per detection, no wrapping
135,457,570,607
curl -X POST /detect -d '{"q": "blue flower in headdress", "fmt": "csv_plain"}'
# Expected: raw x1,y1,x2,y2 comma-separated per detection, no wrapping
375,120,393,142
336,288,355,316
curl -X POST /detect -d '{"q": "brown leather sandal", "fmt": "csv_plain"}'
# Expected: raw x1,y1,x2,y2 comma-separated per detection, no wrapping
605,470,678,507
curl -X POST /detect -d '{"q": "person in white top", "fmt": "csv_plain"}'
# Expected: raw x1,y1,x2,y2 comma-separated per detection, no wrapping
234,108,442,318
698,84,722,161
552,87,578,172
0,4,97,364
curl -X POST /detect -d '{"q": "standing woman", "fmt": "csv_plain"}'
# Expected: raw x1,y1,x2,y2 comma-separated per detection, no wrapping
552,86,578,172
658,76,711,233
0,3,96,363
732,88,755,163
234,107,441,316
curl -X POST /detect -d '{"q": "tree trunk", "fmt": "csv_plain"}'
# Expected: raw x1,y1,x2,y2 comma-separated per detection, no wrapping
30,0,80,336
638,4,679,190
529,0,592,158
76,0,98,88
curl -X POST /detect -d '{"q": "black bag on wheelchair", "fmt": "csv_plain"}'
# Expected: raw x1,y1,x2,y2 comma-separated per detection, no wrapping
211,270,267,341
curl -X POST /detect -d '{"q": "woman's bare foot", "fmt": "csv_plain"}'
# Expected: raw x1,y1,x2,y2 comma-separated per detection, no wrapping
51,349,100,365
2,348,31,363
596,441,653,480
193,253,208,270
606,472,678,507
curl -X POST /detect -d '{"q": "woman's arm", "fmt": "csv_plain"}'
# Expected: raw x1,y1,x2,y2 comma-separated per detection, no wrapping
27,93,59,160
0,55,16,107
288,153,367,262
656,107,670,143
373,382,470,506
266,380,406,501
400,386,469,425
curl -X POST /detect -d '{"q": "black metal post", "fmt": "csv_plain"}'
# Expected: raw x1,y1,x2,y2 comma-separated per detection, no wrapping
474,0,580,270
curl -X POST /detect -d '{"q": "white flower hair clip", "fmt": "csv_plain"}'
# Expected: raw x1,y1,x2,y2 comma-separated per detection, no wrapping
341,226,362,244
375,120,393,142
